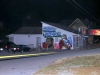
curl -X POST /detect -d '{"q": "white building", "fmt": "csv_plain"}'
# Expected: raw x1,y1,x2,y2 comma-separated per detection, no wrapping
7,26,42,48
41,22,83,49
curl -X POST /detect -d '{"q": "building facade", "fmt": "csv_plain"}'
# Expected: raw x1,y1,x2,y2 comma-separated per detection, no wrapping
7,26,42,48
41,22,83,50
8,34,42,48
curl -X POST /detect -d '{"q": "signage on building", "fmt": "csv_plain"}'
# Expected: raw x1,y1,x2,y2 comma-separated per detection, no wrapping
43,27,61,37
88,29,100,35
43,32,61,37
43,27,56,32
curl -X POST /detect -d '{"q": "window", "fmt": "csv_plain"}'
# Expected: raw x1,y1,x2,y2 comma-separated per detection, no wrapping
9,37,14,42
36,37,41,45
55,37,58,42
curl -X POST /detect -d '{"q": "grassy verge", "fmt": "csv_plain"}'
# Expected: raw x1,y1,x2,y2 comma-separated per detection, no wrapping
33,54,100,75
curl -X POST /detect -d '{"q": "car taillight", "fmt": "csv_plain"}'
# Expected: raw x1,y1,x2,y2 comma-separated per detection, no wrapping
5,46,8,48
17,48,20,50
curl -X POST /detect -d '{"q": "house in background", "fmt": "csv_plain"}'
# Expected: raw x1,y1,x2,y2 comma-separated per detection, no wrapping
68,18,88,30
59,18,95,46
68,18,89,47
59,18,95,29
7,26,42,48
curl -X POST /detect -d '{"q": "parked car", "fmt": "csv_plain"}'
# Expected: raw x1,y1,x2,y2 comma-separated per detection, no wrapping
0,42,16,52
9,44,18,53
0,43,4,52
10,45,32,53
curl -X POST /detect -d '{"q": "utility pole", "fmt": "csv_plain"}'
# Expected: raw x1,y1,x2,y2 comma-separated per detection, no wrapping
78,27,81,49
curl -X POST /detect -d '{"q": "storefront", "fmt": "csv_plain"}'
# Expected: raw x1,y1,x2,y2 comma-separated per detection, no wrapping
88,29,100,44
41,22,83,50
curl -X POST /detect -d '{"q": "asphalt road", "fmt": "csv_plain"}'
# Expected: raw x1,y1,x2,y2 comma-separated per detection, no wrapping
0,48,100,75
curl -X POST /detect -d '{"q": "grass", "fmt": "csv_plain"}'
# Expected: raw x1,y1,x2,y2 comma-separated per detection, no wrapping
33,54,100,75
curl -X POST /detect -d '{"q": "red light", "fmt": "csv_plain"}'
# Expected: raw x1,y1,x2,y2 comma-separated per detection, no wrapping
5,46,8,48
17,48,20,50
11,48,13,49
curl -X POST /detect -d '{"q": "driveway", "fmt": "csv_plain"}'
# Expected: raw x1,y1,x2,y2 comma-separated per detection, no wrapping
0,48,100,75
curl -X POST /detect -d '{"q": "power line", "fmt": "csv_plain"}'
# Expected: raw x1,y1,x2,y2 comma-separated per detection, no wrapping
87,0,100,19
78,0,100,19
88,0,99,8
88,0,100,10
88,0,95,6
67,0,98,23
73,0,100,23
91,0,98,5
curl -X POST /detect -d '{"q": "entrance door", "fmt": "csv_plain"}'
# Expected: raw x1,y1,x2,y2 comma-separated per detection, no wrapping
36,37,41,46
78,36,83,47
73,35,78,49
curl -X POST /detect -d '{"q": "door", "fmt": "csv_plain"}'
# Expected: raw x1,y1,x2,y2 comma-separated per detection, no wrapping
78,36,83,47
73,35,78,49
36,37,41,46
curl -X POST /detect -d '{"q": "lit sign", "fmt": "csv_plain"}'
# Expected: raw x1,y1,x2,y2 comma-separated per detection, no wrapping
43,32,61,37
89,29,100,35
43,27,56,32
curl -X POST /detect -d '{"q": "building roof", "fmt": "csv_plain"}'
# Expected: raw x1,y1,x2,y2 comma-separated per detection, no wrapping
68,18,88,29
42,22,80,34
14,19,87,34
59,18,94,29
13,26,42,34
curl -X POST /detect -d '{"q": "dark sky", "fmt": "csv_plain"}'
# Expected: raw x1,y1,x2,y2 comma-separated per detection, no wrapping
0,0,100,29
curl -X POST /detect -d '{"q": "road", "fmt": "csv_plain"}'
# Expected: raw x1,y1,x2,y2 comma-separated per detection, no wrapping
0,48,100,75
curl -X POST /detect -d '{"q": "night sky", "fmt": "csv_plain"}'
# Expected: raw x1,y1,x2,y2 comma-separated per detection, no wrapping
0,0,100,30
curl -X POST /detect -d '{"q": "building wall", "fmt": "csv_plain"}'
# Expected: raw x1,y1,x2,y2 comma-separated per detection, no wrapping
41,22,77,49
7,34,42,48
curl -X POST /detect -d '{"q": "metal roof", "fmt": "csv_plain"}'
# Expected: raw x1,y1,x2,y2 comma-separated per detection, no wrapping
43,22,79,34
13,26,42,34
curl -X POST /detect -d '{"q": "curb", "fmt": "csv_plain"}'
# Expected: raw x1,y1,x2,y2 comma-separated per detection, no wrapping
0,52,58,60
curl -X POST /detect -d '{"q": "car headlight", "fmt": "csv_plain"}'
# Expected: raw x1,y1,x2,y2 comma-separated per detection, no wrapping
0,48,3,50
14,48,16,50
